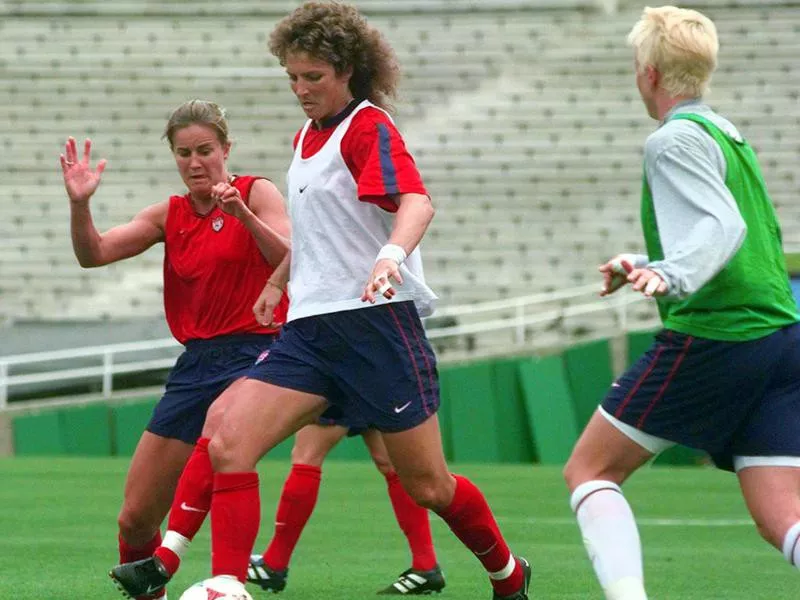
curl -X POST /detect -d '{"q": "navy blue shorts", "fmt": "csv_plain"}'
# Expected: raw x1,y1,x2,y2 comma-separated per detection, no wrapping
317,404,369,437
148,334,276,444
246,302,440,433
603,324,800,471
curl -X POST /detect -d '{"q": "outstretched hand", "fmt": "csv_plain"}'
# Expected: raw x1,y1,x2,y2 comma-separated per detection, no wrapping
599,255,634,297
60,137,107,204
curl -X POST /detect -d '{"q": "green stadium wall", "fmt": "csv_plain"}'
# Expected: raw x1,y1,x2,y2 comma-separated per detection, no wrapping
9,332,706,466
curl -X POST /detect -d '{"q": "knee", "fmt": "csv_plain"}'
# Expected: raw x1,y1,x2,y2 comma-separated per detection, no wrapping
751,514,792,550
117,503,156,543
402,474,455,511
563,452,627,492
370,448,393,477
562,454,586,492
208,430,248,472
201,400,226,439
290,442,328,468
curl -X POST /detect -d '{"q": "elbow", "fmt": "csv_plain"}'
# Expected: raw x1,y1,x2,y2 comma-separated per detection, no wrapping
79,260,103,269
422,195,435,223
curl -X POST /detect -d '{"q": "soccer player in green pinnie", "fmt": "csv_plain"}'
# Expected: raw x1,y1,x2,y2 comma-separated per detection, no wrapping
563,6,800,600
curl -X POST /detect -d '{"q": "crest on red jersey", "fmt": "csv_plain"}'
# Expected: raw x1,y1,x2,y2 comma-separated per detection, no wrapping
212,216,224,232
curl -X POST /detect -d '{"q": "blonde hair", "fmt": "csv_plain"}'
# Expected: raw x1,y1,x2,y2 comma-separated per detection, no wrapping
269,1,399,112
627,5,719,98
163,100,230,149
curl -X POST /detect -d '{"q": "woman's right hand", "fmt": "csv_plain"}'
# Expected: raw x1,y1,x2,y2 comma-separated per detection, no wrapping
253,280,286,328
61,137,107,205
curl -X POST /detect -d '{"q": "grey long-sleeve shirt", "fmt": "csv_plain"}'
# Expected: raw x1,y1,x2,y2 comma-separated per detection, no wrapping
633,99,748,301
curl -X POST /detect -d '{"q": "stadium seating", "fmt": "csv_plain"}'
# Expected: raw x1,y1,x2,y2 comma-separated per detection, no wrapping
1,0,797,354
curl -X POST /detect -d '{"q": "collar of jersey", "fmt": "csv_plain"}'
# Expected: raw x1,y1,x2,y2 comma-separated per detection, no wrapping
314,98,362,130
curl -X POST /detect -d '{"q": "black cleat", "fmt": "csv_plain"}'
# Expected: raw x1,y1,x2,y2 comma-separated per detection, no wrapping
377,565,446,595
492,556,531,600
109,556,171,599
247,554,288,593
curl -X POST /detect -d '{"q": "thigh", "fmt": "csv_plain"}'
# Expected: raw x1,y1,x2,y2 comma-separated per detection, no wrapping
602,329,779,464
564,410,656,491
290,423,349,467
737,466,800,548
321,302,440,433
121,431,194,524
211,378,328,472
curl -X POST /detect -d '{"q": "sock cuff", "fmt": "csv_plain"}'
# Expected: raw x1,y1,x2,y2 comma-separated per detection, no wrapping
782,521,800,565
213,471,259,492
570,480,622,513
195,437,211,452
161,530,192,559
488,554,516,581
291,463,322,479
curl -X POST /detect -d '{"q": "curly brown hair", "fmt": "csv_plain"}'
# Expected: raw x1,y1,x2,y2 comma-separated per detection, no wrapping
269,1,400,112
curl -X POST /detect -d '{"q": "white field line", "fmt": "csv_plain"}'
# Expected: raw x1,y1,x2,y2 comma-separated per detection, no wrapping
495,516,753,527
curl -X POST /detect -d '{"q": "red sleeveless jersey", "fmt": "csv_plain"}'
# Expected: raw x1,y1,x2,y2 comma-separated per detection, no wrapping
163,175,289,344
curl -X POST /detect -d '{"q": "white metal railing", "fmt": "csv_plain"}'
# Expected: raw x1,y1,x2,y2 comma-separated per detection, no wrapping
0,285,649,410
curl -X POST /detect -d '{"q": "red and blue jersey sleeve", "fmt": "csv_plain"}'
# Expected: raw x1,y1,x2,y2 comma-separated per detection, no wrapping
340,107,428,212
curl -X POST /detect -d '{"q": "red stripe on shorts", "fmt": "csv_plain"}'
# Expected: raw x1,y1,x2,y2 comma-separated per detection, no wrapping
387,304,429,416
614,331,672,419
401,302,435,416
636,335,694,429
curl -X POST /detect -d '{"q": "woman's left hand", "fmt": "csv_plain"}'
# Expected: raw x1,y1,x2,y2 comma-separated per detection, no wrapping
362,258,404,303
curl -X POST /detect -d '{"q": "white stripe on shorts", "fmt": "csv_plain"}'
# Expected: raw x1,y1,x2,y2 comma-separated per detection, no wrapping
734,456,800,472
598,406,675,455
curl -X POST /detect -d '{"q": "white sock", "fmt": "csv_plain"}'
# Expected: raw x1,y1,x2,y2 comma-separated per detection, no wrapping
782,521,800,568
161,530,191,559
570,481,648,600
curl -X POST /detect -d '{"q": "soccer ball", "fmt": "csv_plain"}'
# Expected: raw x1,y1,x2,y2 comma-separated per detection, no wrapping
178,577,253,600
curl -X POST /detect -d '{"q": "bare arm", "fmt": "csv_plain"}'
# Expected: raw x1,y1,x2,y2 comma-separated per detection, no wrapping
62,136,165,267
361,192,435,303
213,178,290,268
71,201,166,267
253,250,291,327
387,192,435,255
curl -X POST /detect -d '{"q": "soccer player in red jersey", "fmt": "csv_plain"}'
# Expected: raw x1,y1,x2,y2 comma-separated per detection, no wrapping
61,99,290,600
144,3,530,599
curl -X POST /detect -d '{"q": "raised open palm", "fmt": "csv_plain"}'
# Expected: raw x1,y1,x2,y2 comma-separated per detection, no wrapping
60,137,107,204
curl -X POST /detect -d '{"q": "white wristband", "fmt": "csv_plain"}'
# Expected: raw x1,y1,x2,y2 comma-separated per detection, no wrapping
375,244,407,266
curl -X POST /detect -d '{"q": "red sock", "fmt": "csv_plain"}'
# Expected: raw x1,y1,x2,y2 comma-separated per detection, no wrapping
211,471,261,582
262,464,322,571
436,475,523,597
154,437,213,576
385,471,438,571
118,531,161,564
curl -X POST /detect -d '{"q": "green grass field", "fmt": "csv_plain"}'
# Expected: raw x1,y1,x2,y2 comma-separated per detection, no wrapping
0,457,796,599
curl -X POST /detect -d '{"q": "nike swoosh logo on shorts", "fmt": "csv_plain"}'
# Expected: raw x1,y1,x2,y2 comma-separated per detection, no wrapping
394,401,413,413
180,502,206,513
